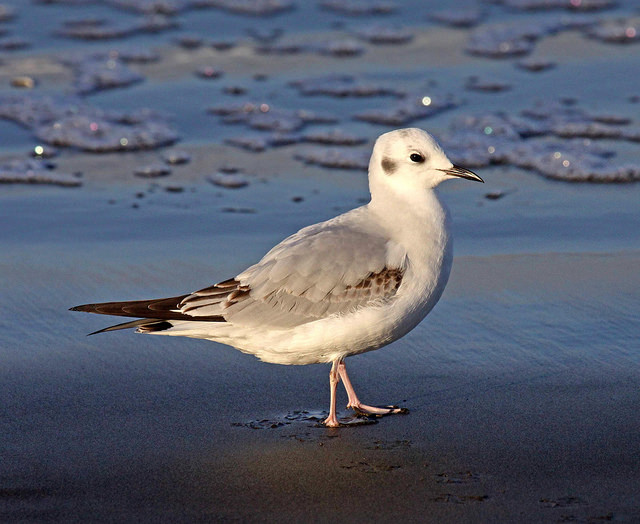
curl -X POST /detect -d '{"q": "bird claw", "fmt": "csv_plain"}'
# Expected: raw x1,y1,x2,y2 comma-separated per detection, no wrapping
323,417,340,428
321,412,380,428
352,405,409,418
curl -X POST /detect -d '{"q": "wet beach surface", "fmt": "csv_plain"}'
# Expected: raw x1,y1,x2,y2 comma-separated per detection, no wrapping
1,1,640,522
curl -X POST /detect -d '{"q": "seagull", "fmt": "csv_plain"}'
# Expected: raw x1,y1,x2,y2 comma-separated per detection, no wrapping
71,128,483,427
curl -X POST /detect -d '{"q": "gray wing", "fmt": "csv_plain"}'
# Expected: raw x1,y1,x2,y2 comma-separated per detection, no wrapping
179,211,407,328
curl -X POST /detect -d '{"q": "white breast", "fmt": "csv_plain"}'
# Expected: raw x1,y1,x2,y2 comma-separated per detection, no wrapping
231,193,453,365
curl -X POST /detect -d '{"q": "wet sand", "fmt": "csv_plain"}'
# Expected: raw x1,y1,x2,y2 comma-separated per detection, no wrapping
1,1,640,522
3,238,639,521
2,155,639,521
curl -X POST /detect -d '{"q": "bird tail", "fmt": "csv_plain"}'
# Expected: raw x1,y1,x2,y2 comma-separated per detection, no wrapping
70,296,225,335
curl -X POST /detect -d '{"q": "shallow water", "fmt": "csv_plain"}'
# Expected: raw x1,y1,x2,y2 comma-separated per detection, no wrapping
1,0,640,522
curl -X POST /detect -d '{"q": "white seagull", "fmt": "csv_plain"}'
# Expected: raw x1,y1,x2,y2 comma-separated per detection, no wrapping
71,128,483,427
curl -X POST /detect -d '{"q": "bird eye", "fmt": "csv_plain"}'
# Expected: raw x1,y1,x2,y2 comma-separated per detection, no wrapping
410,153,424,163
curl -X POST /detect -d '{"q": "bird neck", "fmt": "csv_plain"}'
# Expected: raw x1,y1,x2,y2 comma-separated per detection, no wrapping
368,187,451,263
369,186,448,228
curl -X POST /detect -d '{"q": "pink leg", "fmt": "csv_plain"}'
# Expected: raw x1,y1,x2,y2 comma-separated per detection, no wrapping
323,360,341,427
337,361,406,416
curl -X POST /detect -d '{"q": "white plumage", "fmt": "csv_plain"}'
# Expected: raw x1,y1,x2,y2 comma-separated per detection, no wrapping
71,128,483,427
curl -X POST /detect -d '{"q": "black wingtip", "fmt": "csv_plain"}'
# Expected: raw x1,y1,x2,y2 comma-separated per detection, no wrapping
70,304,90,312
85,325,121,336
86,325,115,336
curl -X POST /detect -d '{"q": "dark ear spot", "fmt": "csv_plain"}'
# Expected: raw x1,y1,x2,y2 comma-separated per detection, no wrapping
381,157,397,175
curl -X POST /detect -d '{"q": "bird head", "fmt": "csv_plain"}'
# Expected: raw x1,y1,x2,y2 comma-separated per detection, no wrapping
368,128,483,199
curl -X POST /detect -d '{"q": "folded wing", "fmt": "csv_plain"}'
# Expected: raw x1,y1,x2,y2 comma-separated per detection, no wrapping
71,209,408,332
179,215,407,329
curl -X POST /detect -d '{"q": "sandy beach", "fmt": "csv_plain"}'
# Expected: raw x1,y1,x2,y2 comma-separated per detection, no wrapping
3,236,639,521
1,0,639,522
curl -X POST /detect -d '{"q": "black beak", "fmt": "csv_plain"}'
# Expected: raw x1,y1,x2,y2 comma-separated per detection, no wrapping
438,165,484,183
